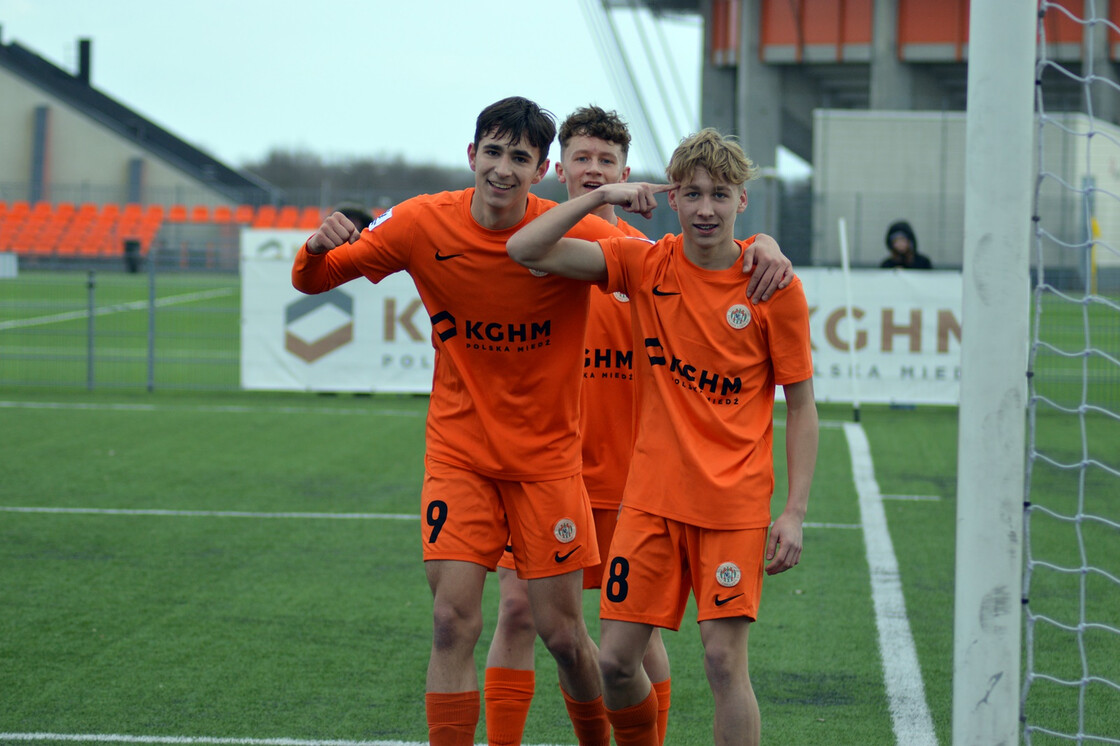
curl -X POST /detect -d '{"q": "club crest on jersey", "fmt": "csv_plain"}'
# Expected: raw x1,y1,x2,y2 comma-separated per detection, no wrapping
716,562,742,588
554,518,577,543
529,268,550,277
613,291,630,303
370,207,393,230
726,304,751,330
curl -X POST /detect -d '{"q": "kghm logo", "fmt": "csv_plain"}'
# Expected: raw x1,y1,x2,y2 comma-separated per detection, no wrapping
465,320,550,342
285,290,354,363
644,336,743,396
428,311,552,346
585,348,633,370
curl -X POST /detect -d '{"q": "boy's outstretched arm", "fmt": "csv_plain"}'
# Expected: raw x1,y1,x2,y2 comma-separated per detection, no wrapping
508,182,672,282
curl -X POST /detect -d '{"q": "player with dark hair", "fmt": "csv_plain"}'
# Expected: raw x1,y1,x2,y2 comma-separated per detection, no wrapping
294,96,615,745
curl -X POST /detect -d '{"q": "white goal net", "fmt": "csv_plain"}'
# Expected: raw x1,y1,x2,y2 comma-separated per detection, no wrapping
1022,1,1120,744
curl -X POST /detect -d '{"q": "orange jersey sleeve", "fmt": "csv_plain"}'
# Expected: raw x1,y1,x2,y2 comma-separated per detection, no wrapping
598,233,813,529
579,216,647,508
291,190,622,480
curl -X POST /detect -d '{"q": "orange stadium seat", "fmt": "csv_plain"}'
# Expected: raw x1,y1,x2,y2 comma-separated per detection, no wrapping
212,205,233,223
167,204,189,223
119,203,142,223
55,202,77,222
233,204,255,223
189,205,211,223
274,206,300,228
298,206,323,229
252,205,277,228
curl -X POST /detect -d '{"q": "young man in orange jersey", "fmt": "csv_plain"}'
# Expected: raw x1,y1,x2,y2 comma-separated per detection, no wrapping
484,108,791,745
507,128,818,746
294,97,616,746
483,105,674,746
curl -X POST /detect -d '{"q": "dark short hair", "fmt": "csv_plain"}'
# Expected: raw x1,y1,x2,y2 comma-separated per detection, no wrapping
558,105,631,157
333,203,375,231
474,96,557,168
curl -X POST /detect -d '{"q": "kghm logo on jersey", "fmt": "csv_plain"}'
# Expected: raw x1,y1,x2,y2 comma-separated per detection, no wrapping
554,518,577,543
429,311,552,351
716,562,742,588
613,291,630,303
644,337,742,397
529,268,549,277
726,304,751,329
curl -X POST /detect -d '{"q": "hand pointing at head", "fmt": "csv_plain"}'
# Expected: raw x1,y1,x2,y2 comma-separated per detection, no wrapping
595,182,675,220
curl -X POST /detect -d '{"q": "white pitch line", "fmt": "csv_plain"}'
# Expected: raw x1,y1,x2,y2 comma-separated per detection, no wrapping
843,422,938,746
881,494,942,502
0,735,575,746
0,287,236,331
0,507,419,520
0,401,425,417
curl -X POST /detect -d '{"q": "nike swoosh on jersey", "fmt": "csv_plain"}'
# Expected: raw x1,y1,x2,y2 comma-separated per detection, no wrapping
554,546,580,563
435,250,465,261
652,285,680,296
714,592,744,607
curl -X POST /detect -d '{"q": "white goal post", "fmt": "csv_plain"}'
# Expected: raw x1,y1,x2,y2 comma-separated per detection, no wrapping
952,0,1036,744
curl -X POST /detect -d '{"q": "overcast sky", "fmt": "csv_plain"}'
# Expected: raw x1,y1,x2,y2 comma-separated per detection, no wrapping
0,0,720,177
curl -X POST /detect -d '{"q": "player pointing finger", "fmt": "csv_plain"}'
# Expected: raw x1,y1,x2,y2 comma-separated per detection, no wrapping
595,181,675,219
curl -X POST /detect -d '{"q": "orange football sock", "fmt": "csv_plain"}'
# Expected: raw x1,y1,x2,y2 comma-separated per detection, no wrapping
652,678,672,745
484,667,535,746
606,687,659,746
561,688,611,745
425,690,480,746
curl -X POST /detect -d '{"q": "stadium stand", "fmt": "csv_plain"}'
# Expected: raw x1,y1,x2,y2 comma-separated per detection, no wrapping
0,200,336,259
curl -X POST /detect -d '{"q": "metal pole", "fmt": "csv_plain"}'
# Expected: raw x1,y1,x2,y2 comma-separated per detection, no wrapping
148,243,157,392
86,270,95,391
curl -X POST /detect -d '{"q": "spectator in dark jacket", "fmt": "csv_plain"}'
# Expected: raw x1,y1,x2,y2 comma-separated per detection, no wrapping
882,220,933,269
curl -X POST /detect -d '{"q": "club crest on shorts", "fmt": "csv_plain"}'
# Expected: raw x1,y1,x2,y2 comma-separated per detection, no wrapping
529,268,550,277
613,291,630,303
716,562,742,587
553,518,577,543
726,304,751,330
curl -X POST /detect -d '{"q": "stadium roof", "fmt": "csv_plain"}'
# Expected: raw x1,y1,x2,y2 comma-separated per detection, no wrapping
0,35,276,204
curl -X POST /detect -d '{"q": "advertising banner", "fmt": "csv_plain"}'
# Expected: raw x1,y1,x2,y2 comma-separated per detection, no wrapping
239,229,434,393
799,268,962,405
240,232,962,404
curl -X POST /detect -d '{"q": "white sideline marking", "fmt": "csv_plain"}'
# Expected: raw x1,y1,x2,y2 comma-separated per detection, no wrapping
844,422,938,746
0,736,574,746
0,735,561,746
0,288,236,331
0,401,424,417
0,507,418,520
882,494,942,502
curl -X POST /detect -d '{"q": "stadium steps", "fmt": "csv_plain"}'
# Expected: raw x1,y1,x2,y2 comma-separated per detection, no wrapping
0,201,327,258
